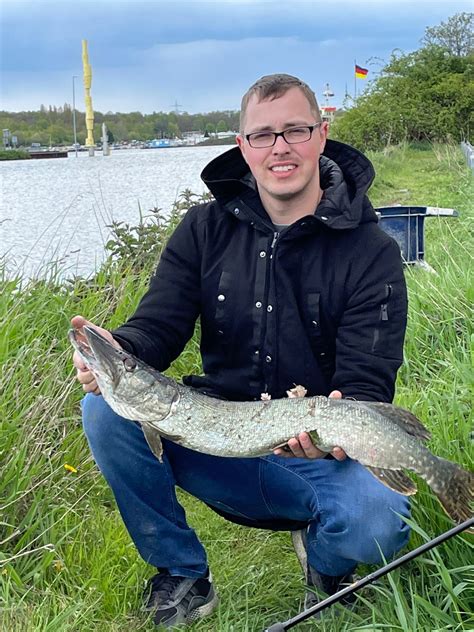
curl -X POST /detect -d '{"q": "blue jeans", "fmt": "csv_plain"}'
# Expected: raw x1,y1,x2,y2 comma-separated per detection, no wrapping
82,394,410,578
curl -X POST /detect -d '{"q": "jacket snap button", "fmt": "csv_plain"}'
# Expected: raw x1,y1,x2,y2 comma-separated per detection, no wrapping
321,216,328,221
234,208,240,215
256,301,262,308
259,251,266,258
217,294,225,302
267,305,273,312
312,320,318,327
218,330,224,335
265,355,272,363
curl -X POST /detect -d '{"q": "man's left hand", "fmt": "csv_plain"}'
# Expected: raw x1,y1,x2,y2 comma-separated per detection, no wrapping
273,390,347,461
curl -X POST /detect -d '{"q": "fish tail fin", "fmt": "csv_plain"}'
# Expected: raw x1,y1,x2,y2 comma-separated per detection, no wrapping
427,457,474,531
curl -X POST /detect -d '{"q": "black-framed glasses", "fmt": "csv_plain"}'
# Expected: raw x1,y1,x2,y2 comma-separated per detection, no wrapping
245,123,321,148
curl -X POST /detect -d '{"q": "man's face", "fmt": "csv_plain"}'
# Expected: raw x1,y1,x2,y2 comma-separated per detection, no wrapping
236,87,328,210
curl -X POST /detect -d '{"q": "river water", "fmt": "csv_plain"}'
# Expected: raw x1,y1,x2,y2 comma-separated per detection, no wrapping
0,145,233,279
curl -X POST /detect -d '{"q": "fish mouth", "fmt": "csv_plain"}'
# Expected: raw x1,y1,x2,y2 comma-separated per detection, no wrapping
84,326,126,385
68,328,96,367
74,326,127,388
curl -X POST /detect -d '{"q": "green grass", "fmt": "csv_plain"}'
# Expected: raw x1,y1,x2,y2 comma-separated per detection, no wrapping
0,149,31,160
1,143,473,631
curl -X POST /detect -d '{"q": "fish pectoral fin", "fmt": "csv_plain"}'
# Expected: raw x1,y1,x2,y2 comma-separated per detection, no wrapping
272,442,292,452
141,422,164,462
272,430,321,453
366,466,418,496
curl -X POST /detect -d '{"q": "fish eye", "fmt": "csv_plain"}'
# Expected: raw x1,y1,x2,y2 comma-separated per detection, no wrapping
123,357,136,372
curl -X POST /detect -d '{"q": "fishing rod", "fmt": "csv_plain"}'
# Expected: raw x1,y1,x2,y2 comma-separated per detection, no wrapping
264,517,473,632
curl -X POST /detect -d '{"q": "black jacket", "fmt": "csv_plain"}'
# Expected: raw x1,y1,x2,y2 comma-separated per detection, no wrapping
112,139,407,403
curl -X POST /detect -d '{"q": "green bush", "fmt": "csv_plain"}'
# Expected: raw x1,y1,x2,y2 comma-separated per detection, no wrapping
0,149,31,161
332,46,474,151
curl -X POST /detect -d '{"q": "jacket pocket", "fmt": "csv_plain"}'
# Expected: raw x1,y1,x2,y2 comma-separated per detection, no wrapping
371,281,405,357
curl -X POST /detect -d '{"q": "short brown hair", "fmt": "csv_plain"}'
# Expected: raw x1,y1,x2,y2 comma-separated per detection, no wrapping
240,73,321,132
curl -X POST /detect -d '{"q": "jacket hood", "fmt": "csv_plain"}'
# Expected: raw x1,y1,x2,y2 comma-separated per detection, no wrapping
200,138,378,230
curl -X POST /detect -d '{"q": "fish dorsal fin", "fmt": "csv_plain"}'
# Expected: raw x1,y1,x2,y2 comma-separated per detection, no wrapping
361,402,431,442
366,466,418,496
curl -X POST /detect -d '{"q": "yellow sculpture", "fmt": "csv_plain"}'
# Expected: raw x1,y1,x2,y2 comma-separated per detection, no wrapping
82,40,94,148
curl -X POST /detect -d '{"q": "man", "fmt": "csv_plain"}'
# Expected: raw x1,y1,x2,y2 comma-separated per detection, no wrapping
72,73,410,628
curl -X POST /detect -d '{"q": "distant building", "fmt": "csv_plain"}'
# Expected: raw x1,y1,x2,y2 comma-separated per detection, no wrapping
216,131,237,140
320,106,337,123
182,131,206,145
320,83,336,123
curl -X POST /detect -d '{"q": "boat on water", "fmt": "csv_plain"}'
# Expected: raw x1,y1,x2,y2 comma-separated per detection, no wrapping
146,138,178,149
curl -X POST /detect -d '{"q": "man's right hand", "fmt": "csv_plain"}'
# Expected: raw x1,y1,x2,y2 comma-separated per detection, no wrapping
272,390,347,460
71,315,121,396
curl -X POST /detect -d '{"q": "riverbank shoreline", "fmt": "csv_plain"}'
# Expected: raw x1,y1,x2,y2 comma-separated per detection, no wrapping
0,139,236,160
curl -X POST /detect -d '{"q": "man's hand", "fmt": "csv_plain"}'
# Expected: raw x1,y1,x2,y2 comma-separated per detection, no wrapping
71,315,121,396
273,390,347,460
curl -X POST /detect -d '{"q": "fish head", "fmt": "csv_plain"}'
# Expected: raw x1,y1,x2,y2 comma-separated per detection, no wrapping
76,326,178,421
81,326,131,390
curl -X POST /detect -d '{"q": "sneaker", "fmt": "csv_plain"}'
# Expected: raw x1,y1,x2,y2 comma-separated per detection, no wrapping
291,528,356,610
143,569,218,628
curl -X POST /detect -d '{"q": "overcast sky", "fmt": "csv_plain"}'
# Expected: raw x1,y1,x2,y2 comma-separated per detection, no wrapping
1,0,472,114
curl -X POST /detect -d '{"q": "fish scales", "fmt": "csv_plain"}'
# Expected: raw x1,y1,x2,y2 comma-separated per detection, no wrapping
69,326,474,530
158,388,425,463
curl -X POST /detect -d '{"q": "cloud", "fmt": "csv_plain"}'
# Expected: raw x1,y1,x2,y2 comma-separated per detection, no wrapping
4,0,465,72
1,0,472,112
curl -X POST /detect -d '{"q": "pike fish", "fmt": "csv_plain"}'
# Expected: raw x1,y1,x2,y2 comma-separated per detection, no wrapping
70,326,473,529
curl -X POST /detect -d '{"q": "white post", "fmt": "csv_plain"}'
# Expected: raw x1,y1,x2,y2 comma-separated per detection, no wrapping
102,122,110,156
72,75,78,158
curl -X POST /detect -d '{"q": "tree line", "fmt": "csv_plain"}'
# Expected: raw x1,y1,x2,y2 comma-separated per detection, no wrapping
0,107,240,147
1,13,472,152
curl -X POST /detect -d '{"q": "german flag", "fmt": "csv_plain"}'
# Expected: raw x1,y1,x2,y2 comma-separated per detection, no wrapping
355,64,368,79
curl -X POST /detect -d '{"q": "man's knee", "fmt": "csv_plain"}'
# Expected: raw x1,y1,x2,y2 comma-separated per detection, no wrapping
346,493,410,563
317,487,410,566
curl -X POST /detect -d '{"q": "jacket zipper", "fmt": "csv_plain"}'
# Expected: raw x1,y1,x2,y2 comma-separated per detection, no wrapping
270,231,279,251
380,283,392,321
261,231,280,392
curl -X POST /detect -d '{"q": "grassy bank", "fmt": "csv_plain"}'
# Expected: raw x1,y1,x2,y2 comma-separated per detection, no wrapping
0,149,32,161
1,144,473,631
